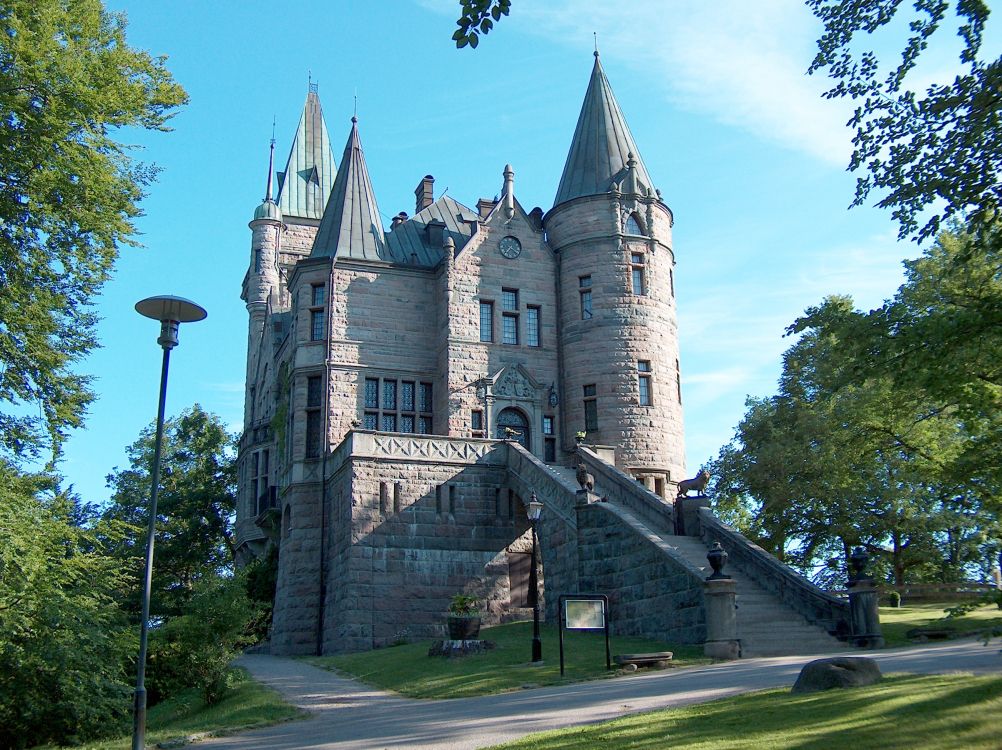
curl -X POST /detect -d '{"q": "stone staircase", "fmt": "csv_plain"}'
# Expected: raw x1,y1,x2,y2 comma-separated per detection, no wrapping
659,535,844,657
551,460,843,658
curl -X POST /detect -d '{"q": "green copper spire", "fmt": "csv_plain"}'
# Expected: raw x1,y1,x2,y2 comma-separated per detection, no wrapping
277,86,336,220
310,117,387,260
553,52,654,207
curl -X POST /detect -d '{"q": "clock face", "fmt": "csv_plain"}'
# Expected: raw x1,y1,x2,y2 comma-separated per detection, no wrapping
499,236,522,259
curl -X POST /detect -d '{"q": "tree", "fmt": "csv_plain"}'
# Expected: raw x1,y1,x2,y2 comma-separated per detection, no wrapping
807,0,1000,243
0,0,187,464
710,295,985,586
0,461,134,748
103,404,237,618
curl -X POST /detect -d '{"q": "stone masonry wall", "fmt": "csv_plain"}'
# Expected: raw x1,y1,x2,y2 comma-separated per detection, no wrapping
577,502,705,644
320,433,524,654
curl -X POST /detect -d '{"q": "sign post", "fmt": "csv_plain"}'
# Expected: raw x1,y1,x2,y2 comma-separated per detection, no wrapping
557,594,610,676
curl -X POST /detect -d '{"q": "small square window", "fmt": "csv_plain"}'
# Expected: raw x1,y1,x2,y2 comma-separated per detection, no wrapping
502,288,518,311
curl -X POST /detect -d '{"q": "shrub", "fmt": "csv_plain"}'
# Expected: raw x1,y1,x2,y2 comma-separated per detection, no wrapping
148,573,260,706
888,590,902,608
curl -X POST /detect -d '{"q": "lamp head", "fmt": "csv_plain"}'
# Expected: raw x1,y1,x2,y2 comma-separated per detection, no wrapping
135,295,207,350
527,492,543,522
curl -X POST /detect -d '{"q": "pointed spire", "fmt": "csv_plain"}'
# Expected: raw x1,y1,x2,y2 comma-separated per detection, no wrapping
264,122,276,202
553,54,655,207
310,116,387,261
277,87,336,220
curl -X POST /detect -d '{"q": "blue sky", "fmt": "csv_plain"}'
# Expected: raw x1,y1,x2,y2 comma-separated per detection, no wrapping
53,0,994,504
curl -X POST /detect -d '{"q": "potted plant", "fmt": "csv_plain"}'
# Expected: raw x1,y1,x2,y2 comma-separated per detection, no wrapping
575,431,586,444
447,593,482,640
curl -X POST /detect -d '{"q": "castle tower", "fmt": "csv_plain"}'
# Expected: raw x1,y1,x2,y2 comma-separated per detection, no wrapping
545,52,685,492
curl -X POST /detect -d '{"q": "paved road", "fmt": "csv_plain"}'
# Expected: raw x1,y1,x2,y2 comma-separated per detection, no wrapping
195,640,1001,750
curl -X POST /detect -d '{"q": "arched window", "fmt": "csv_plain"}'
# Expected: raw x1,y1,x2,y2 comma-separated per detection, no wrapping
625,213,644,235
496,407,530,450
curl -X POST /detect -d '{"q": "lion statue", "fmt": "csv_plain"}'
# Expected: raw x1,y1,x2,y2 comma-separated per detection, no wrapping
676,469,710,498
575,463,595,492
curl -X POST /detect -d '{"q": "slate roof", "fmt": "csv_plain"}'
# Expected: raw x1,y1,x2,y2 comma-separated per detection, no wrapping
277,90,336,220
310,118,388,261
553,53,654,207
385,196,479,267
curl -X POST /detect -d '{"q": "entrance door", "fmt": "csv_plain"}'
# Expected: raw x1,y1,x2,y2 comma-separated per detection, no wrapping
496,407,530,450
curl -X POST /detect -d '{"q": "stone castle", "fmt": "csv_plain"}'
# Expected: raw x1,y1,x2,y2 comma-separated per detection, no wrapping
236,55,852,657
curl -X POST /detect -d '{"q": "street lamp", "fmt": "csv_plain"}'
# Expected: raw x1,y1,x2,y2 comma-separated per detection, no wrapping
527,493,544,663
132,295,206,750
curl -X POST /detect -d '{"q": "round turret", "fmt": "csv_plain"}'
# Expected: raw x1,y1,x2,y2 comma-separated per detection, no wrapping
253,199,283,222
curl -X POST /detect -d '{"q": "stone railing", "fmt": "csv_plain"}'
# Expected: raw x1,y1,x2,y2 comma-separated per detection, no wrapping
505,443,585,620
698,507,851,637
577,446,675,537
326,431,503,477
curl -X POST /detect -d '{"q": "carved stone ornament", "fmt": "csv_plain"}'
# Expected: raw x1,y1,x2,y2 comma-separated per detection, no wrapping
494,368,534,399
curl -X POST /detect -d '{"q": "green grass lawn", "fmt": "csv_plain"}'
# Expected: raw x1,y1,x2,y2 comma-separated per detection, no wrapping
308,621,709,698
44,667,303,750
484,673,1002,750
880,601,1002,647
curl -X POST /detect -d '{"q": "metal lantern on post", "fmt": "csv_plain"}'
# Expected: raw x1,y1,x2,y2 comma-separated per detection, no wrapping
132,295,206,750
527,493,544,663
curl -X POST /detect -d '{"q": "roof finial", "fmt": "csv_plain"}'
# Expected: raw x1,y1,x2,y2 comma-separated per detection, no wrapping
594,32,599,57
354,88,358,119
264,118,276,202
308,69,318,94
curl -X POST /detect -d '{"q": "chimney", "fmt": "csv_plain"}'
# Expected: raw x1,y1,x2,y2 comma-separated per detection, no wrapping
476,197,497,219
414,174,434,214
391,211,409,229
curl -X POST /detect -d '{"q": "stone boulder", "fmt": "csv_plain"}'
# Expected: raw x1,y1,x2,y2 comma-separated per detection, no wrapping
791,657,882,694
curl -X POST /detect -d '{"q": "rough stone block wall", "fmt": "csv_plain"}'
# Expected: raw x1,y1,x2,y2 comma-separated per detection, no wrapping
320,436,524,653
442,207,560,458
270,482,324,655
576,503,705,644
547,195,685,481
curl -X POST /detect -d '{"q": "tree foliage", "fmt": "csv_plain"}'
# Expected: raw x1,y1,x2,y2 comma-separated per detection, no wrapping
808,0,1000,242
103,404,237,618
453,0,510,48
0,0,187,463
0,462,134,748
710,222,1002,587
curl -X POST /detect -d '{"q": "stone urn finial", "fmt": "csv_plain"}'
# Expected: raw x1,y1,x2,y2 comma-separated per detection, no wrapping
706,542,730,580
849,546,870,582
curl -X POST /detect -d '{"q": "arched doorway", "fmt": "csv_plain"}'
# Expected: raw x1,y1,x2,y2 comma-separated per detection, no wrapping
496,407,530,450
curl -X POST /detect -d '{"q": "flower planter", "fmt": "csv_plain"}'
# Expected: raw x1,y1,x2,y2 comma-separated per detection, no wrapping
447,615,482,640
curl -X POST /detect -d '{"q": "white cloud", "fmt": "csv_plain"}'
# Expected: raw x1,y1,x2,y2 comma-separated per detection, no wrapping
505,0,856,165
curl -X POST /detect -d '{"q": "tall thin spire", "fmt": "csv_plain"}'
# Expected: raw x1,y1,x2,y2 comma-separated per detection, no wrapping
264,118,276,202
310,117,387,261
552,53,654,207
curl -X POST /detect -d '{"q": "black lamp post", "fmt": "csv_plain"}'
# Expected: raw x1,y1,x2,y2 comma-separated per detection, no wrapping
132,295,206,750
527,493,544,663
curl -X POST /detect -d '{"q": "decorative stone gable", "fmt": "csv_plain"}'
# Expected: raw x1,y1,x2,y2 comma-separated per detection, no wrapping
493,365,539,401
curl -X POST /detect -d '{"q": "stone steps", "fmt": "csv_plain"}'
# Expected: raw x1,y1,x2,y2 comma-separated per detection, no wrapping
661,534,842,657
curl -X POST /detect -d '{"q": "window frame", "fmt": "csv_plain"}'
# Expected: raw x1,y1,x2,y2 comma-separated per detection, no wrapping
579,275,593,320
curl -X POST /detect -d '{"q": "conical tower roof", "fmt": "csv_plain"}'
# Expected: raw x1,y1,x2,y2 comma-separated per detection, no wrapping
277,88,336,220
553,53,654,207
310,117,387,260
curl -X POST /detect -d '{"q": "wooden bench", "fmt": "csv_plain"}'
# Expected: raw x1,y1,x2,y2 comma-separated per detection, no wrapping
614,651,674,670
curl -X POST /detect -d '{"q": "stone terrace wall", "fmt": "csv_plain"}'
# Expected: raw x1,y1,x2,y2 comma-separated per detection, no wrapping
578,501,706,644
320,432,522,653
